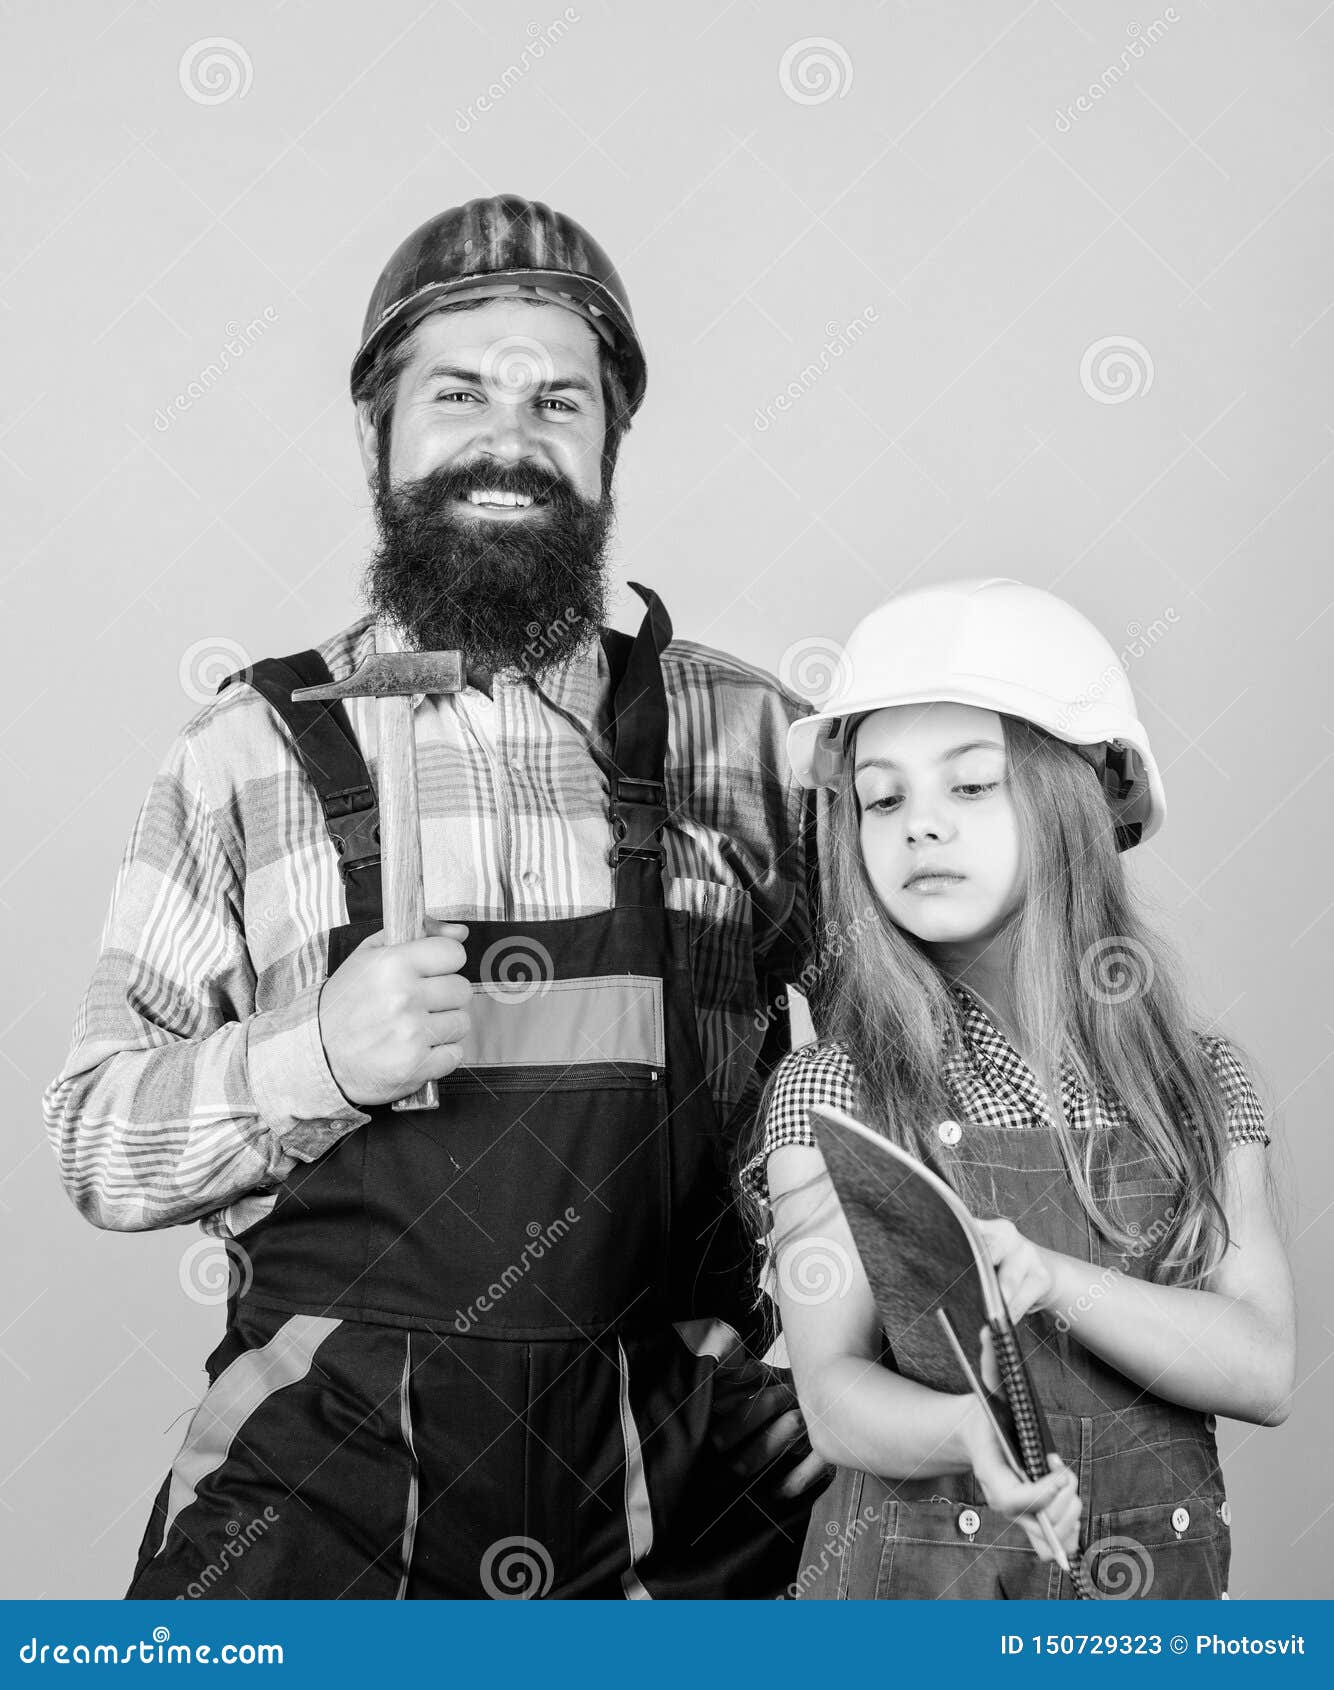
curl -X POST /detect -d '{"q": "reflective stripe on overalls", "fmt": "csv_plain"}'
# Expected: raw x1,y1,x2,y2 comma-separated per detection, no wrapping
797,1109,1231,1601
125,586,813,1600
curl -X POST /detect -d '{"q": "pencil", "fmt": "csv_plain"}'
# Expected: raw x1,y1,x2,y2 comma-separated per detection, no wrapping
936,1309,1072,1573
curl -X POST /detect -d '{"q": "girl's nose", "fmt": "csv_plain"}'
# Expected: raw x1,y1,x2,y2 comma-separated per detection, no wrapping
902,800,955,845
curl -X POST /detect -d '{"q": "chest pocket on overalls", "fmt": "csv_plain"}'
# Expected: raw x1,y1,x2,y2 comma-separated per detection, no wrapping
440,971,667,1095
1096,1154,1181,1272
353,943,675,1333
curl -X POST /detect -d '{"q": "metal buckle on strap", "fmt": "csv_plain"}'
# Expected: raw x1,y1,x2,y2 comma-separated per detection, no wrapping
324,783,381,877
610,774,668,864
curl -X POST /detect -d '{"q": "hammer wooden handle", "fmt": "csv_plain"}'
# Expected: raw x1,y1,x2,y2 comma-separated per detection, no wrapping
378,696,439,1113
290,645,463,1114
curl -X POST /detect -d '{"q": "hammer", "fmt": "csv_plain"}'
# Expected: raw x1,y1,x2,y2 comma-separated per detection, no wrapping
292,641,464,1111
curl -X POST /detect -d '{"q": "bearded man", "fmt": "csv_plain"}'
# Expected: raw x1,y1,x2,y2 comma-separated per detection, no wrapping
44,196,828,1600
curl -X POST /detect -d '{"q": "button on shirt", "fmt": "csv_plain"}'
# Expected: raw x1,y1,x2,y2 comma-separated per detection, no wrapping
44,613,817,1241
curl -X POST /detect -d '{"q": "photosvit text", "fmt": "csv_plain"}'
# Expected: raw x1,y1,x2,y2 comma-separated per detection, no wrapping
999,1634,1306,1656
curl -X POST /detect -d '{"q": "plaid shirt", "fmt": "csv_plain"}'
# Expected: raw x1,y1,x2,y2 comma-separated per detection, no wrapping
741,982,1270,1210
44,612,815,1240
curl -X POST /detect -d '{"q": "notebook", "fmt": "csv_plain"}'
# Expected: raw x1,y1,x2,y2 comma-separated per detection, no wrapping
809,1102,1058,1489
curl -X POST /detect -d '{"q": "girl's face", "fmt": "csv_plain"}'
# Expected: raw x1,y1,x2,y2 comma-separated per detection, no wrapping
851,702,1027,951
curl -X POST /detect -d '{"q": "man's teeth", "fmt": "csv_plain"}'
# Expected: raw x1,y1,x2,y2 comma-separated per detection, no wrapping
466,490,533,507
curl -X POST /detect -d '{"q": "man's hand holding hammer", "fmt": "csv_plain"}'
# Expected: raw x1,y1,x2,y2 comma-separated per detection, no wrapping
293,642,472,1112
317,918,473,1109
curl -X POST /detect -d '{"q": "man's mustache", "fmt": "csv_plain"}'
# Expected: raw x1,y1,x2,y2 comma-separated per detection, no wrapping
363,447,615,677
383,458,587,516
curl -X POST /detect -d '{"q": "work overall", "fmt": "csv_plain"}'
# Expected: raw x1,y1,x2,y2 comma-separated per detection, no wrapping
126,587,811,1600
797,1110,1231,1600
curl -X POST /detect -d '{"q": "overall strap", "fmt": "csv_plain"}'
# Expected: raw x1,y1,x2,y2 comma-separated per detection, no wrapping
217,652,383,925
222,594,674,922
600,581,672,909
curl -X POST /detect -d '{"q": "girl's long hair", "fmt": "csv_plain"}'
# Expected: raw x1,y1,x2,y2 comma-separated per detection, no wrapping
747,714,1236,1288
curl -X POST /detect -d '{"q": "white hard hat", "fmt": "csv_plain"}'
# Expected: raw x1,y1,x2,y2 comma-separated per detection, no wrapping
786,577,1165,848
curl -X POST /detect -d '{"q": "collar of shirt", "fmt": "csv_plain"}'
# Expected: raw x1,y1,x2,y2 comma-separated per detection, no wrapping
361,614,611,746
944,980,1095,1131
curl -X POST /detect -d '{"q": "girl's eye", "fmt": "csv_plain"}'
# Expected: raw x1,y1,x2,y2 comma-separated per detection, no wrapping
862,783,999,811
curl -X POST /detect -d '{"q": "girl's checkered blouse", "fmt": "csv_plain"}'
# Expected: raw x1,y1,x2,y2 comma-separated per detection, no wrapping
741,982,1270,1210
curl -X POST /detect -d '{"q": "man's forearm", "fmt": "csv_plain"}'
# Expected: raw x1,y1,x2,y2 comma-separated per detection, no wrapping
44,981,370,1230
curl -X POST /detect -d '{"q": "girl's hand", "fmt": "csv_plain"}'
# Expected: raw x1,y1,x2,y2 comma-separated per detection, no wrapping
961,1391,1083,1562
975,1216,1058,1321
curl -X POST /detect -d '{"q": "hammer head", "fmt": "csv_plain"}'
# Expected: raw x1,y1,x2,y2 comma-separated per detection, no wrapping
292,650,465,702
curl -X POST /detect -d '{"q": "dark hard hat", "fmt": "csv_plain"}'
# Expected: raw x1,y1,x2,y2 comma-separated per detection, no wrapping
350,194,646,414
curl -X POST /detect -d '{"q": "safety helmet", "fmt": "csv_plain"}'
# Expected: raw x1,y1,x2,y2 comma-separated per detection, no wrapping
786,577,1165,849
350,194,647,413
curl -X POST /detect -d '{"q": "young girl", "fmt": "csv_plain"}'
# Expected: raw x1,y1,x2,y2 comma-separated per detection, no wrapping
743,577,1295,1601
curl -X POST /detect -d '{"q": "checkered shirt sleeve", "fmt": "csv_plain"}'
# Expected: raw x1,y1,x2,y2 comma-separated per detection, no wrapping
1197,1033,1271,1149
739,1026,1269,1211
739,1041,857,1209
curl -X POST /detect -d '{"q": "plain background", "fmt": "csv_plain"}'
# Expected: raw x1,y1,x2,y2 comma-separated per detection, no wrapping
3,0,1330,1599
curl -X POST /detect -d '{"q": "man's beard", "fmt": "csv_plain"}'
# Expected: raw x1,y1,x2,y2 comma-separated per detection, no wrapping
361,458,615,677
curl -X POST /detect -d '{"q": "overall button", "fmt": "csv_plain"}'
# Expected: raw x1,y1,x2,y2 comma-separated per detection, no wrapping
957,1508,981,1537
520,869,540,890
938,1121,962,1147
1171,1506,1190,1534
508,757,524,774
1219,1500,1231,1526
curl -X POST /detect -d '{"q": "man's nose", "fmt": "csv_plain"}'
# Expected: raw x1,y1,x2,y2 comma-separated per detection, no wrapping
473,396,542,461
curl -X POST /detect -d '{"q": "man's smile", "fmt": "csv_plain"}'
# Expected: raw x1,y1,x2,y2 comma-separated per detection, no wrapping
458,488,547,518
